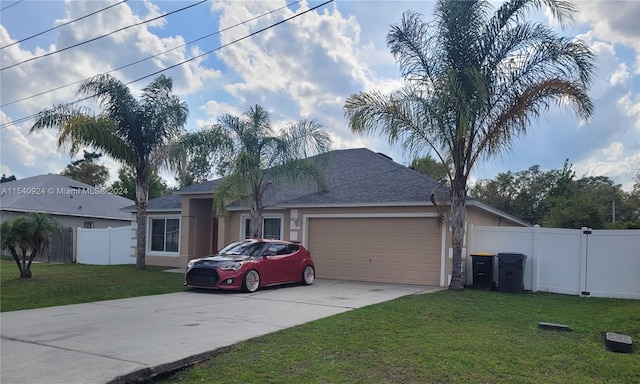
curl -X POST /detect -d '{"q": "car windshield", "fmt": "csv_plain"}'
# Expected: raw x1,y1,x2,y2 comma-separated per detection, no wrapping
218,241,266,257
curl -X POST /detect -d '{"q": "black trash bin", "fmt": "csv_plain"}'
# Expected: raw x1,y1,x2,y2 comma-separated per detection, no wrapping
497,253,527,293
471,252,495,290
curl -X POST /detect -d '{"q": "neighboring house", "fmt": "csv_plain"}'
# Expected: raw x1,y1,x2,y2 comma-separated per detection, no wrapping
1,174,134,260
128,148,528,286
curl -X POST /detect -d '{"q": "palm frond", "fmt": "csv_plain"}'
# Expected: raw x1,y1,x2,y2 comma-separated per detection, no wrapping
30,103,92,132
213,173,251,216
279,120,332,163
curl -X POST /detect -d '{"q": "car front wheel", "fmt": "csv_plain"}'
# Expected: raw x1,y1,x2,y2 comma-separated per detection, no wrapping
242,270,260,292
302,265,315,285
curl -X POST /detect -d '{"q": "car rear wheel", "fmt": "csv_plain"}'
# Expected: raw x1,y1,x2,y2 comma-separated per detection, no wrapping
242,270,260,292
302,265,315,285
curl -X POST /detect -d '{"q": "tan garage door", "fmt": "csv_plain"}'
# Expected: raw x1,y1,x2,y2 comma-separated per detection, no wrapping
307,217,441,285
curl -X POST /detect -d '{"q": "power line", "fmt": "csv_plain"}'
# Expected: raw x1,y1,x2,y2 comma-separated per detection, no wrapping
0,0,334,130
127,0,333,85
0,0,208,71
1,0,128,50
0,0,24,12
0,0,302,108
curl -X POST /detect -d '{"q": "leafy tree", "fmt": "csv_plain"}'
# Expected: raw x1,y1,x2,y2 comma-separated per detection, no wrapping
111,166,169,201
409,155,448,181
473,162,639,228
201,104,331,238
343,0,595,289
619,169,640,228
545,176,633,229
1,213,61,278
61,150,109,187
470,160,574,224
174,146,216,188
631,168,640,209
1,174,16,183
30,74,188,269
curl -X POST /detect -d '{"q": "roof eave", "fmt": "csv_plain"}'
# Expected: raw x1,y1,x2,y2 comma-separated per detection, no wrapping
465,200,531,227
1,208,131,221
226,201,436,211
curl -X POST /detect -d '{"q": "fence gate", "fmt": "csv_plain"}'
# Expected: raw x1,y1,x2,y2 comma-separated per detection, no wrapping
36,227,73,263
583,229,640,299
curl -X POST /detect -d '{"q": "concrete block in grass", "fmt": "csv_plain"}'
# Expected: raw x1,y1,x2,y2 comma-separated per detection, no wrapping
605,332,633,353
538,322,572,332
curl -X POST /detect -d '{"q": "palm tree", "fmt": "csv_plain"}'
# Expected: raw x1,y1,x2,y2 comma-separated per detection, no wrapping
202,104,332,238
30,74,189,269
343,0,595,290
1,213,61,278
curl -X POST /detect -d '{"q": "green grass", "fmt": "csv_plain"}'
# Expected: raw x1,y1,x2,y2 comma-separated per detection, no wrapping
0,259,186,312
1,258,638,383
154,290,640,384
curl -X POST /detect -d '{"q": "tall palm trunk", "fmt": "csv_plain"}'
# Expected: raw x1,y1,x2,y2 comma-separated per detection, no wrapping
249,182,265,238
135,166,150,269
250,199,263,238
449,175,467,290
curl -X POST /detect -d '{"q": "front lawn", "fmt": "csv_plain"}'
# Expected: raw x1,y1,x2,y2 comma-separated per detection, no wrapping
0,259,186,312
155,290,640,384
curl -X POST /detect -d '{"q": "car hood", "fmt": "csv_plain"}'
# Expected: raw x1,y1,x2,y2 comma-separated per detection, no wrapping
190,254,251,268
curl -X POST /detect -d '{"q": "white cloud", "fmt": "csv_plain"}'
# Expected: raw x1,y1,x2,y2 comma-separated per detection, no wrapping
574,142,640,190
610,63,630,87
574,0,640,73
617,92,640,133
1,0,638,191
574,1,640,48
214,1,369,106
0,110,68,178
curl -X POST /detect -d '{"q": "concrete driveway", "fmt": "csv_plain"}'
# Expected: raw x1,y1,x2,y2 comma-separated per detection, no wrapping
0,279,437,384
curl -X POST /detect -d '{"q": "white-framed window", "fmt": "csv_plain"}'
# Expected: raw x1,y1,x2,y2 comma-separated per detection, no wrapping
240,214,283,240
148,217,180,254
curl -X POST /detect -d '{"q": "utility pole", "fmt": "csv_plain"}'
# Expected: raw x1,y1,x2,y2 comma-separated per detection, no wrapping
612,186,616,223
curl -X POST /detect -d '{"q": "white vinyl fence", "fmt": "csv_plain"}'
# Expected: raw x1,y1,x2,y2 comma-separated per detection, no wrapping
467,225,640,299
77,226,134,265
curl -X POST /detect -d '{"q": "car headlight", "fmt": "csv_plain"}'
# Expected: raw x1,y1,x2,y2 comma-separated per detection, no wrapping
219,262,242,271
187,260,196,269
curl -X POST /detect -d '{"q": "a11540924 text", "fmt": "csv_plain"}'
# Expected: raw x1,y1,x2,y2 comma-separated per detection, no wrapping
1,186,128,196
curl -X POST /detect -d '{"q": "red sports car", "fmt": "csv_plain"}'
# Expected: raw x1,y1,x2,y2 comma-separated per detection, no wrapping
184,239,315,292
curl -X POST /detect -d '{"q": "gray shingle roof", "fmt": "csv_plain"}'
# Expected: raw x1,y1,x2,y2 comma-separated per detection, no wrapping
276,148,446,206
121,192,182,213
169,148,446,208
140,147,528,225
173,179,221,194
0,174,134,220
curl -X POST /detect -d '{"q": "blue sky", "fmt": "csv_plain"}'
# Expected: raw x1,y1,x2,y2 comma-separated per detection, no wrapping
1,0,639,190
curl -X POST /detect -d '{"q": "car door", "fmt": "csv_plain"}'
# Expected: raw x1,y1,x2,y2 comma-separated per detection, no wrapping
262,242,298,284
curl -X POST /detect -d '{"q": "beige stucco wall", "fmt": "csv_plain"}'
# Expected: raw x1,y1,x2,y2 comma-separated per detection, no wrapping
220,205,446,246
439,205,527,285
176,194,214,267
147,194,528,284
